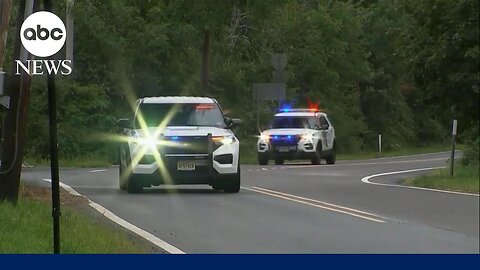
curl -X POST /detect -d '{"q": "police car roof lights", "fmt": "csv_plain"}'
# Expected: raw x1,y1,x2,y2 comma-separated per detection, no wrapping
278,108,322,113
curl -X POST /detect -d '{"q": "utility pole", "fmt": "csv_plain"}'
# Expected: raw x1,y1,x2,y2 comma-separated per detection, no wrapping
0,0,33,203
43,0,61,254
65,0,74,65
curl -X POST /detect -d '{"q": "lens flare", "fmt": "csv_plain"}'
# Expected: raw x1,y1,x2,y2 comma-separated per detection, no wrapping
258,134,270,142
104,85,187,192
301,133,313,141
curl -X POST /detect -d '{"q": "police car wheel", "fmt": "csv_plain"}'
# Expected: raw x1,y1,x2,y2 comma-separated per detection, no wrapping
127,175,143,193
224,166,241,193
274,158,284,165
326,142,336,165
311,143,322,165
119,145,129,191
258,153,269,165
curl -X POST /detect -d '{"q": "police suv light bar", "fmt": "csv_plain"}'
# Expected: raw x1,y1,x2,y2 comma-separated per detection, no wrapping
278,108,322,113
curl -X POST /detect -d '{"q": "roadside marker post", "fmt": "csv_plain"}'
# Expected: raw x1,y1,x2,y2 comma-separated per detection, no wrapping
378,134,382,155
450,119,457,178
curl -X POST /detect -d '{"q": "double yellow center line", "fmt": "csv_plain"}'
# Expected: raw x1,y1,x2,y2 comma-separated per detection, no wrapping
243,186,386,223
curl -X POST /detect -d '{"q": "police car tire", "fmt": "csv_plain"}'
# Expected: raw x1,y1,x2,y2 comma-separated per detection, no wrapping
326,142,336,165
123,145,143,193
119,166,127,191
258,153,269,165
224,165,240,193
274,158,284,165
127,176,143,193
311,143,322,165
119,145,129,191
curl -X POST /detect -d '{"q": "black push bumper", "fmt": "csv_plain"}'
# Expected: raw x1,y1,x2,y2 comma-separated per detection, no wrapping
131,133,236,187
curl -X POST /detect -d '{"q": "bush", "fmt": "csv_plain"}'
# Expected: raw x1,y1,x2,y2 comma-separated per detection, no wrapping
26,78,114,160
461,136,479,166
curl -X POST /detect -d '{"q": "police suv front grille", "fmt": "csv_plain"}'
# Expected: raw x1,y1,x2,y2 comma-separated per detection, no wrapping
160,136,209,155
270,135,301,146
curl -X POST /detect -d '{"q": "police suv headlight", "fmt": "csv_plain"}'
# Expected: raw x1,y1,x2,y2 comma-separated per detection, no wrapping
259,134,270,143
213,135,237,145
301,133,313,141
135,137,158,148
131,131,159,149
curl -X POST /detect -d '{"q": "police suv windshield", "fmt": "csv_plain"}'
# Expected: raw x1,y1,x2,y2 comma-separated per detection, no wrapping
135,103,227,128
271,116,317,129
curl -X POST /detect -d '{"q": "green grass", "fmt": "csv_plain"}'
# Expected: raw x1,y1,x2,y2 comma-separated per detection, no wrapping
25,155,113,168
404,165,479,193
0,198,143,253
336,144,453,160
240,137,260,164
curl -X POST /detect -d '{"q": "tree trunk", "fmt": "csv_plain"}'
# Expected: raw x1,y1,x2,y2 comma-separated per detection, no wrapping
0,0,32,203
0,0,12,68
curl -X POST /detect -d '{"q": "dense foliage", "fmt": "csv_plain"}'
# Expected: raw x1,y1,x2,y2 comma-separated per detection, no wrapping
4,0,477,160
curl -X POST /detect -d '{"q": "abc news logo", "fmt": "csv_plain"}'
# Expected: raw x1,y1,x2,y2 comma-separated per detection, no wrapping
23,25,64,41
15,11,72,76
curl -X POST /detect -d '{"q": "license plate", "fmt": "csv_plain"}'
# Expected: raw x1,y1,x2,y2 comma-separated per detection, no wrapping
278,146,295,152
177,160,195,171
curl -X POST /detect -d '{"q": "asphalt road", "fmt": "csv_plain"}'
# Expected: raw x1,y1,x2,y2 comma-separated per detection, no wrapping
22,152,479,253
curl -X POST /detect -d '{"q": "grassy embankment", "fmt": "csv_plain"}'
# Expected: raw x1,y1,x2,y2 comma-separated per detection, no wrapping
25,155,113,168
0,188,144,253
404,165,479,193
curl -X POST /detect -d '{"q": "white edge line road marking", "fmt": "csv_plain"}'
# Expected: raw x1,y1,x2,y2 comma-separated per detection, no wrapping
361,167,480,197
362,151,455,161
250,186,384,218
282,157,448,169
89,169,108,173
42,178,186,254
242,187,385,223
43,179,83,196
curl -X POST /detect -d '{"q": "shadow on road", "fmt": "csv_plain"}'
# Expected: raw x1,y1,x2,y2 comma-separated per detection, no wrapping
130,186,227,195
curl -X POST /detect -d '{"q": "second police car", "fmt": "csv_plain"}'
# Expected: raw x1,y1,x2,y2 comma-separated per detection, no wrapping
257,108,336,165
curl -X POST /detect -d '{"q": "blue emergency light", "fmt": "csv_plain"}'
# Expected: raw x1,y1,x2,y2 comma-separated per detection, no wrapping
279,103,293,112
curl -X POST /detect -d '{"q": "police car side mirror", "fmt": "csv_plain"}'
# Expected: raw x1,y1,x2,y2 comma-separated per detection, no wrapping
225,117,241,128
117,118,131,129
320,124,329,130
232,118,242,126
225,117,233,128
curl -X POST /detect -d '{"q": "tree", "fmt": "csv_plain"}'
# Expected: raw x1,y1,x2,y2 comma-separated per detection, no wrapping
401,0,479,141
358,0,416,149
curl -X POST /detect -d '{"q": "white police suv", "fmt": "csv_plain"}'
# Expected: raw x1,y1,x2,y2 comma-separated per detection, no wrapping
117,97,241,193
257,109,336,165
